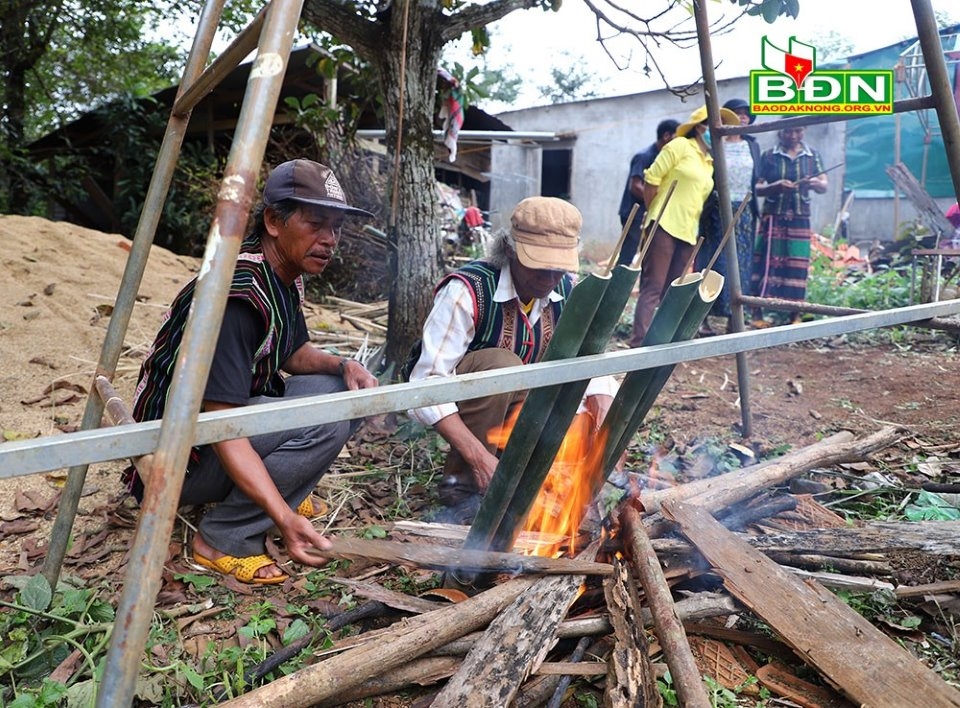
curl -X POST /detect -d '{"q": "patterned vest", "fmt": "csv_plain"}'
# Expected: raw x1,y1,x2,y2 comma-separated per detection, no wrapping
440,261,572,365
131,238,305,424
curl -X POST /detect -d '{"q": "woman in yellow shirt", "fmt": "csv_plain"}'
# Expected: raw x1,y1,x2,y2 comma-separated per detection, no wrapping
628,105,739,347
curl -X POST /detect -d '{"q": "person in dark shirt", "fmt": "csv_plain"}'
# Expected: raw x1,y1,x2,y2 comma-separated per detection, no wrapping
129,159,379,584
616,119,680,266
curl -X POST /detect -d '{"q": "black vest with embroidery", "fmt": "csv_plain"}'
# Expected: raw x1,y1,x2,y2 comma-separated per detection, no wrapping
440,261,572,364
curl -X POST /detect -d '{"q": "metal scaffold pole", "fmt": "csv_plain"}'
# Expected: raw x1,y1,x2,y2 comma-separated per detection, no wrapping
910,0,960,203
95,0,306,704
693,0,755,437
40,0,231,591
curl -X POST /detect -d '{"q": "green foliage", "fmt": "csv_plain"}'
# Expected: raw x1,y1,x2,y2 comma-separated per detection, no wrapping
0,576,114,702
537,53,598,104
730,0,801,23
835,588,898,622
807,247,912,312
657,670,679,705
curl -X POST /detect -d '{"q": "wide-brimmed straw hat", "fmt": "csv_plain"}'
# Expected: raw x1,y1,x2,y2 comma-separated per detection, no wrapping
675,105,741,138
510,197,581,272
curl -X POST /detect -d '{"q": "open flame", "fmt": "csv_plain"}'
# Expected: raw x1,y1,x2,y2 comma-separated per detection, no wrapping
489,410,607,556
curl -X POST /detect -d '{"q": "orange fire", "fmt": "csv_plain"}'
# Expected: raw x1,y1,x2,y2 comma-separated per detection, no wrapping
489,409,607,556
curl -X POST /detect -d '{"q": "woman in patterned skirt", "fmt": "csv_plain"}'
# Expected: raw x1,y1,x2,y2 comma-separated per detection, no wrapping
751,125,827,326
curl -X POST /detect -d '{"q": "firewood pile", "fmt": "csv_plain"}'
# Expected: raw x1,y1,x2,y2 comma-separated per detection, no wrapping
223,426,960,708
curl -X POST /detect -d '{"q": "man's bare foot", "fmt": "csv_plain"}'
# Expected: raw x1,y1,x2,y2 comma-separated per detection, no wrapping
192,534,285,581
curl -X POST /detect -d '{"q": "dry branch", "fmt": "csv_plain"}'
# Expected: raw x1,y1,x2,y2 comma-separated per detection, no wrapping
621,505,710,708
313,536,612,576
222,577,536,708
314,657,461,707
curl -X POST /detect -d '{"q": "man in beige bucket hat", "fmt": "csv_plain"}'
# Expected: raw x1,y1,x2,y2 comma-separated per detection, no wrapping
407,196,618,523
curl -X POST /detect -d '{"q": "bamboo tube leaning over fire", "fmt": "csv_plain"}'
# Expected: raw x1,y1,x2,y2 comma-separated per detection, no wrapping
483,256,643,553
603,270,725,476
466,183,678,554
597,198,744,477
597,269,705,478
466,265,612,547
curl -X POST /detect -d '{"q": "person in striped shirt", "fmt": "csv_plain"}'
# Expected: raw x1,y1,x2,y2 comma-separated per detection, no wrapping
128,159,378,584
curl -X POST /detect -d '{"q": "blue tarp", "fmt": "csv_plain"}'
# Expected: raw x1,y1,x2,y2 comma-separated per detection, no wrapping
833,25,960,198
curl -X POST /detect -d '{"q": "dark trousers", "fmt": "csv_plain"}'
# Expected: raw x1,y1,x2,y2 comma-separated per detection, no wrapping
442,348,527,484
182,374,357,557
629,226,694,347
616,210,646,267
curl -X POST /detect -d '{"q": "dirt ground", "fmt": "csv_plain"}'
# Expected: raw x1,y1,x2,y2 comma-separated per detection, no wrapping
2,215,960,703
2,211,960,569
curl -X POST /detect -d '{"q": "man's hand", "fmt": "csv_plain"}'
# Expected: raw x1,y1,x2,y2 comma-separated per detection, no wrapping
278,513,333,567
468,447,501,490
434,412,500,491
341,359,379,391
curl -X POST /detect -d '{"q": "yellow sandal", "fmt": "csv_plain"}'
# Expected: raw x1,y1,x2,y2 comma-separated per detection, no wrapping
296,496,315,518
192,551,288,585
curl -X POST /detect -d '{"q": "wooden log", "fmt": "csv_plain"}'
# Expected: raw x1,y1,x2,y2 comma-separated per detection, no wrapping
896,579,960,598
621,505,710,708
431,541,601,708
638,431,856,514
313,657,460,708
428,615,613,657
603,556,661,708
762,552,890,575
311,536,612,577
663,501,960,707
746,520,960,557
787,569,895,593
94,375,152,484
641,427,901,538
391,519,568,555
221,577,536,708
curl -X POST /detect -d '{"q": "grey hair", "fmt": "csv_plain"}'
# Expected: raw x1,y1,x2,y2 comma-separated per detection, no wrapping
485,228,515,269
248,199,300,239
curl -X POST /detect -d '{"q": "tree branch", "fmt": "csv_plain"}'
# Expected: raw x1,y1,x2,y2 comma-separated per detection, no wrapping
440,0,547,44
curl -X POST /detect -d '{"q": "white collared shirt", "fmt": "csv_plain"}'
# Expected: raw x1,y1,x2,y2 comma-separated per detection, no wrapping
408,264,618,426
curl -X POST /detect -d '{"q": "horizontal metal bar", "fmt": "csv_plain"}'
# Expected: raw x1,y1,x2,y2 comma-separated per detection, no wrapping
2,299,958,480
356,129,560,143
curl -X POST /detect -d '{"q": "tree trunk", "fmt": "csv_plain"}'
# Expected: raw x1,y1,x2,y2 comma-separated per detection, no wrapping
376,5,445,370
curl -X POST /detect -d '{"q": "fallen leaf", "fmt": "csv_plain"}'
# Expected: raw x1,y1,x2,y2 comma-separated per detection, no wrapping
2,429,34,441
420,588,469,603
49,648,82,684
0,519,39,534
